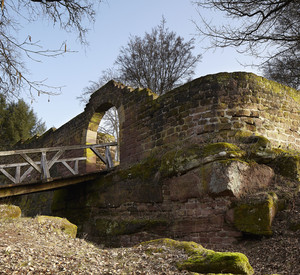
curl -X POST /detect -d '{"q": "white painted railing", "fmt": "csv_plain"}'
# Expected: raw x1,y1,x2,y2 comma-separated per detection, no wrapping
0,143,117,184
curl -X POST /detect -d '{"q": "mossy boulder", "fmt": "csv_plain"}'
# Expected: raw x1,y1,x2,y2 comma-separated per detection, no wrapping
160,143,245,178
141,238,254,274
36,215,77,238
233,193,278,236
202,142,245,159
0,204,21,219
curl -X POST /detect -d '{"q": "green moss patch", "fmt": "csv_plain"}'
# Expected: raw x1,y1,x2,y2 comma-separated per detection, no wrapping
202,142,244,158
233,193,278,236
117,154,160,181
141,238,254,274
159,144,203,177
0,204,21,219
160,143,246,178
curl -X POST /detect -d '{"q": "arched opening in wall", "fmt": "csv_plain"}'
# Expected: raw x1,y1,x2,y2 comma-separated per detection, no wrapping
85,103,121,172
97,106,120,163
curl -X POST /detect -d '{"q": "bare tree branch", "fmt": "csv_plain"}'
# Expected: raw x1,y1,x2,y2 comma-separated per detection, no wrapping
0,0,101,99
193,0,300,88
115,18,201,96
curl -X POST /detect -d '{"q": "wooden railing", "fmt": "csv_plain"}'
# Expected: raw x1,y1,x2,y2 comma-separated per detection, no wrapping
0,143,117,184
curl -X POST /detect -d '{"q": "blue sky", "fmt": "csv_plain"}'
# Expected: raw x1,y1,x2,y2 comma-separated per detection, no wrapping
20,0,259,129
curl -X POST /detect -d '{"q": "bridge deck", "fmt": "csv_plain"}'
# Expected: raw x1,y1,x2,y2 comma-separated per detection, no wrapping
0,170,111,198
0,143,117,198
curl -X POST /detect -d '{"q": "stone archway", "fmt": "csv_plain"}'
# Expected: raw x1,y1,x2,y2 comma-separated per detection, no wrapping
83,81,128,172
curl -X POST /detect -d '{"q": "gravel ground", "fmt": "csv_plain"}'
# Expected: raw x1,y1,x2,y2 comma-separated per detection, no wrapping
0,217,191,274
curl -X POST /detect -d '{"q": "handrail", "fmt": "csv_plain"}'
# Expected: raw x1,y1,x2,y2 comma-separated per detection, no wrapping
0,143,117,184
0,142,118,156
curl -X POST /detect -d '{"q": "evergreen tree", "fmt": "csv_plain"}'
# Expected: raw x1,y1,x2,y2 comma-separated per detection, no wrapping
0,96,46,149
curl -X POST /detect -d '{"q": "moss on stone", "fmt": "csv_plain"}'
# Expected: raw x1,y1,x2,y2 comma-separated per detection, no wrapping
0,204,21,219
159,144,203,177
141,238,254,275
159,142,248,178
202,142,245,158
179,252,253,274
233,193,278,236
95,218,168,237
116,152,160,181
36,215,77,238
252,73,300,104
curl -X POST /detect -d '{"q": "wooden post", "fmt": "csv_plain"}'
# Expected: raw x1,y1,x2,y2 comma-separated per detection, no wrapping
15,166,21,184
40,152,51,181
105,146,114,169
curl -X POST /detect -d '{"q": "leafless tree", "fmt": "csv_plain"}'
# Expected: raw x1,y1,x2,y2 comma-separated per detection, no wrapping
0,0,102,99
115,18,201,96
193,0,300,89
263,49,300,89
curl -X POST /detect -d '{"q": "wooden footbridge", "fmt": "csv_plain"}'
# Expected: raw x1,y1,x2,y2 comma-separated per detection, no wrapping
0,143,117,198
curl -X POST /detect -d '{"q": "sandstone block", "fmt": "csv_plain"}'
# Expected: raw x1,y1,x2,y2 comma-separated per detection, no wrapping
203,160,274,197
0,204,21,219
233,193,278,236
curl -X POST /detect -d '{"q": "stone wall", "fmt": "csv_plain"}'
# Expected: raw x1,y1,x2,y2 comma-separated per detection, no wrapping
48,139,281,247
4,72,299,248
120,72,299,164
15,72,300,170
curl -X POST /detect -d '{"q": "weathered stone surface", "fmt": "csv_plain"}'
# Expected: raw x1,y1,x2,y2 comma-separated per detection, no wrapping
203,160,274,197
205,160,249,197
36,215,77,238
142,238,254,275
233,193,278,236
167,170,204,202
0,204,21,218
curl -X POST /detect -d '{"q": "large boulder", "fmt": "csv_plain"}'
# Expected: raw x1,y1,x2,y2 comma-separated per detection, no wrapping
141,238,254,274
204,160,274,197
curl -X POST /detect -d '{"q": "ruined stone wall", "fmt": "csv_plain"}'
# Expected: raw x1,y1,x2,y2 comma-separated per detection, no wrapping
14,72,300,170
4,72,299,248
49,164,243,247
120,72,299,164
